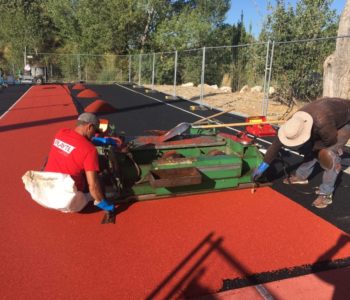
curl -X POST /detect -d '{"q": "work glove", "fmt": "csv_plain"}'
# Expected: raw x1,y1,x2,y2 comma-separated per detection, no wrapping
91,136,117,146
94,199,115,212
251,162,269,182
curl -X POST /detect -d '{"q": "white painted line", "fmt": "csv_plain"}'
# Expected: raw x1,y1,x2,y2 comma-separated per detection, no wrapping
115,83,304,158
0,86,33,120
115,83,211,120
116,83,247,136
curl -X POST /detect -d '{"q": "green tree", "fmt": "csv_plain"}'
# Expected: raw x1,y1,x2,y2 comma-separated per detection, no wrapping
230,12,259,91
153,0,229,51
261,0,338,102
152,0,230,84
0,0,231,82
0,0,55,71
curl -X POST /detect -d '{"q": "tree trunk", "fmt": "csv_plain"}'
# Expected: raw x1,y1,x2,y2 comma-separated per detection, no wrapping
323,0,350,99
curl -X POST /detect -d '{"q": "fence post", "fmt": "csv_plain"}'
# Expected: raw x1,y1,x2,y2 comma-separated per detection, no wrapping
262,41,270,116
151,52,156,90
200,46,206,107
138,54,142,86
165,51,178,100
128,55,131,83
266,41,275,116
262,41,275,116
77,54,81,82
24,47,27,69
172,50,178,98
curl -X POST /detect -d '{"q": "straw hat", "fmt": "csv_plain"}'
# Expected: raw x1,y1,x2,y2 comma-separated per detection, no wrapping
278,111,313,147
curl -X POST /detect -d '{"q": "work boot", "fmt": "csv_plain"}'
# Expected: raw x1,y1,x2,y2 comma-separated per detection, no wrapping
283,174,308,185
312,193,333,209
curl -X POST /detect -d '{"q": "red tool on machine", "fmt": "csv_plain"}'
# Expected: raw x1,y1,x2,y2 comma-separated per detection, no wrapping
245,116,277,137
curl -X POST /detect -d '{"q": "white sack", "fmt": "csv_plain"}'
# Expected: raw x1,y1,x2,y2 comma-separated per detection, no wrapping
22,170,90,213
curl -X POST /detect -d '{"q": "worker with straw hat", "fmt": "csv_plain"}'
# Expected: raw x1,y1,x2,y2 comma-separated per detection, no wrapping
252,97,350,208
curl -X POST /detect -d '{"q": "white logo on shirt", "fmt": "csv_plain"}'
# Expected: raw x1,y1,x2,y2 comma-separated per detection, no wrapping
53,139,75,154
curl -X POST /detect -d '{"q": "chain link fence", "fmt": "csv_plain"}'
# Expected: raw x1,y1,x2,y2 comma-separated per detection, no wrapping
271,37,337,101
1,36,348,118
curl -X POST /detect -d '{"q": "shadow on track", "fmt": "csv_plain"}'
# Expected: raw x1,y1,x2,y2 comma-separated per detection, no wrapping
0,115,77,133
312,234,350,299
146,232,277,299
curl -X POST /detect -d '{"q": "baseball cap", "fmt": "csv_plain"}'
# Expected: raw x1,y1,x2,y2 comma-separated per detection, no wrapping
77,112,100,131
278,111,313,147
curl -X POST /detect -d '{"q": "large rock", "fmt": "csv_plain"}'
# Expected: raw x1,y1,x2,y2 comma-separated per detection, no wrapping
220,86,232,93
240,85,249,93
323,0,350,98
269,86,276,95
181,82,194,87
251,85,263,93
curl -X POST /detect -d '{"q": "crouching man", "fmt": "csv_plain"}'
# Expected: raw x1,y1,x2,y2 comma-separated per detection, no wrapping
23,113,115,213
252,97,350,209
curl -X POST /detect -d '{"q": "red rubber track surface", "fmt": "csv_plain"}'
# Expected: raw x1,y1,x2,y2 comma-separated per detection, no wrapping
1,85,350,299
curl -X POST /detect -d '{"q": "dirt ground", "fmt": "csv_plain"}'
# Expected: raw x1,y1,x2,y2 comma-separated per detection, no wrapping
145,84,350,146
144,84,303,120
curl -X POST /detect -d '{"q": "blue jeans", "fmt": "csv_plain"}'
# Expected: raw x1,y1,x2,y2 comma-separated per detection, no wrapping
295,124,350,195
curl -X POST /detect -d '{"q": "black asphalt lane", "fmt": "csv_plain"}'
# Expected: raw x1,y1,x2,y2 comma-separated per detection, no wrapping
270,151,350,234
0,84,31,117
71,83,252,136
82,84,280,151
72,83,350,235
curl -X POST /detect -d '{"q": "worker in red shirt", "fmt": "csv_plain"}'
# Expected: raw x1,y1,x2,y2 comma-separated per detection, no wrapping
45,112,115,212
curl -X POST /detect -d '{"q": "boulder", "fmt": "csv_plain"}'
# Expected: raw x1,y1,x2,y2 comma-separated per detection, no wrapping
240,85,249,93
251,86,263,93
220,86,232,93
181,82,194,87
269,86,276,95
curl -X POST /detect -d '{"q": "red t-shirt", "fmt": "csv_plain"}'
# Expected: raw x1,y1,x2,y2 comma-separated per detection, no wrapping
44,129,99,191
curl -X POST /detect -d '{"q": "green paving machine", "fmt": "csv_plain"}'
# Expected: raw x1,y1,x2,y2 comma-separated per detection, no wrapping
96,120,265,202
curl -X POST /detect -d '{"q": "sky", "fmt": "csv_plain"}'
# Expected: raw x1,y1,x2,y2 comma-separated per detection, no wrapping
225,0,347,37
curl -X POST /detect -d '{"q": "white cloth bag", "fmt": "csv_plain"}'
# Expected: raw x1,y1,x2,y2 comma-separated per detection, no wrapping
22,170,91,213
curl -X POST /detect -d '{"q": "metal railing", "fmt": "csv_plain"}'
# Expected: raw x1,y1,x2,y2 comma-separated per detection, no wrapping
2,35,349,118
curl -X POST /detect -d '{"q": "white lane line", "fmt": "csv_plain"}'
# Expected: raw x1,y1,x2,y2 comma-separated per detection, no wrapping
115,83,303,157
115,83,212,120
115,83,246,134
0,86,33,120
